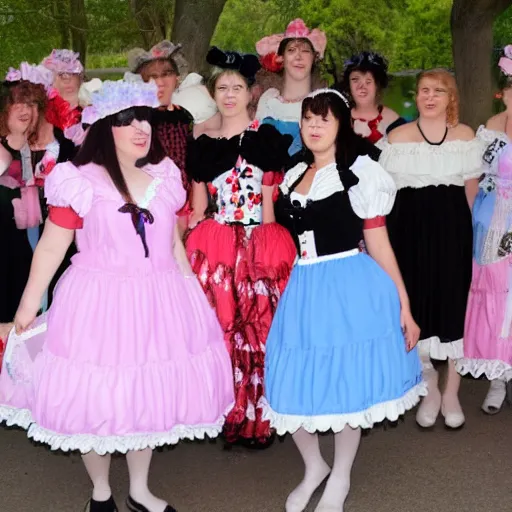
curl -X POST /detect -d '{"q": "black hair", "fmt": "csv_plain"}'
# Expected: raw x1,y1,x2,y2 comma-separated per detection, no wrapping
300,92,379,168
73,107,165,202
341,51,390,95
499,74,512,91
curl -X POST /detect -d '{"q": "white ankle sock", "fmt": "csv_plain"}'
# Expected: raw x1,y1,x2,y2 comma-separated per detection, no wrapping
126,449,167,512
286,429,331,512
315,427,361,512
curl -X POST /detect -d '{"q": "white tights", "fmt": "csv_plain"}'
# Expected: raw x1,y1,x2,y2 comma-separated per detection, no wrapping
82,448,167,512
286,427,361,512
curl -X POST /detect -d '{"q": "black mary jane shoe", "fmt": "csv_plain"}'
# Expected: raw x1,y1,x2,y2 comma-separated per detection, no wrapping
85,496,118,512
126,496,177,512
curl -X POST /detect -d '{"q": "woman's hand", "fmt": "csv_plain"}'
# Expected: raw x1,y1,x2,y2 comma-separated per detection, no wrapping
14,296,40,335
400,308,420,352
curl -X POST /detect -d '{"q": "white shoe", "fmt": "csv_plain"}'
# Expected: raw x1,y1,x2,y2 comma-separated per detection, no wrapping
416,363,441,428
441,394,465,429
482,380,506,415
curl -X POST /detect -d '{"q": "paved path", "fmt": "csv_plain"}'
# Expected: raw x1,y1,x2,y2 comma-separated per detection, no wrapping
1,377,511,512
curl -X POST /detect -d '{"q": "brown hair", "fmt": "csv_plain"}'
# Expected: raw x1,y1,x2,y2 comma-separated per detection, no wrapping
277,38,325,89
0,80,47,144
416,68,459,126
207,69,250,97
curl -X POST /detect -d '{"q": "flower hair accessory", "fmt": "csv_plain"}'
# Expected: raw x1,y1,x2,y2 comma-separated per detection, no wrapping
41,49,84,75
81,79,160,126
256,18,327,72
307,88,351,109
127,40,188,76
499,45,512,76
5,62,53,90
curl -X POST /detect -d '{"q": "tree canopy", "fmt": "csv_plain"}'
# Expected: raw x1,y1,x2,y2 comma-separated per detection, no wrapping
0,0,511,80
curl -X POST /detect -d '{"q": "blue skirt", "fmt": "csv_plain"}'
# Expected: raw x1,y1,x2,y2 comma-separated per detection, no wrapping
264,251,425,434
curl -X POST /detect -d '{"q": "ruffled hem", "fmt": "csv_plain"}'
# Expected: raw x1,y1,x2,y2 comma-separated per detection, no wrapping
0,403,233,455
418,336,463,360
261,382,427,434
455,358,512,381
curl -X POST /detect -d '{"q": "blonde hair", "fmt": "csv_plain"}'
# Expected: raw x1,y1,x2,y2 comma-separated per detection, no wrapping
417,68,459,127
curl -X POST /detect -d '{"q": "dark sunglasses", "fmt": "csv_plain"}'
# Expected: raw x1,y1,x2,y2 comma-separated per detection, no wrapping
112,107,153,127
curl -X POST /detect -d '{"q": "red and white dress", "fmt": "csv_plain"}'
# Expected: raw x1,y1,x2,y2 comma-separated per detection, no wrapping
185,122,296,446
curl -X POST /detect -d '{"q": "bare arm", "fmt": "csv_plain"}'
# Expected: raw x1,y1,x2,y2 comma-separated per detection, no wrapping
465,178,479,210
172,223,194,277
189,180,208,228
15,220,74,331
262,185,276,223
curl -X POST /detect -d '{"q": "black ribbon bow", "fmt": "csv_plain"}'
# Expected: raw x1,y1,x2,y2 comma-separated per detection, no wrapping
118,203,155,258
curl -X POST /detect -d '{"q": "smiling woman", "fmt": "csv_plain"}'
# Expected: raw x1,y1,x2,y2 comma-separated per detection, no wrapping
0,78,234,512
185,46,297,450
339,51,404,144
255,19,327,155
379,68,484,432
264,88,423,512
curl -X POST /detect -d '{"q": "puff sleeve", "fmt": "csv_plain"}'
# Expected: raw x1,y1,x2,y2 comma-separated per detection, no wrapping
348,155,396,224
44,162,93,229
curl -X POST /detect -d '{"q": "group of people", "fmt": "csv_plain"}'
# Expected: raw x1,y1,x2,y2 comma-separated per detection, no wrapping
0,16,510,512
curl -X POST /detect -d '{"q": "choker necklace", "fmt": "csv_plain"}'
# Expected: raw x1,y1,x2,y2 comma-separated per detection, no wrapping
417,121,448,146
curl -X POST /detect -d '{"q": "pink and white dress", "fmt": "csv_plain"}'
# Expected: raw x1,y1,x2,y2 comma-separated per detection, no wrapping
0,158,234,454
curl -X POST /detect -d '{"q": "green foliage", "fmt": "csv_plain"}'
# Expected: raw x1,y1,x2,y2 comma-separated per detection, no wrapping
391,0,453,71
494,6,512,56
0,0,510,80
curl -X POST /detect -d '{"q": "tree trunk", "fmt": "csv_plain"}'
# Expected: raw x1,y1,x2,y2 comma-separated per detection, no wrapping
130,0,172,48
69,0,88,65
53,0,70,48
451,0,512,128
171,0,229,74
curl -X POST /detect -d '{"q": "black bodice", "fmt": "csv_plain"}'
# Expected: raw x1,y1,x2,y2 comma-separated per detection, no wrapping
275,165,364,257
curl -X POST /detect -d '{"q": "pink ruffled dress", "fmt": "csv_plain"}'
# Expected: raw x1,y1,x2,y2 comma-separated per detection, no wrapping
0,158,234,454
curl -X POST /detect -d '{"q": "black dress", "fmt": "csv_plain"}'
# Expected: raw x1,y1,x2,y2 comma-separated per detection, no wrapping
0,140,33,322
0,130,75,321
379,138,484,360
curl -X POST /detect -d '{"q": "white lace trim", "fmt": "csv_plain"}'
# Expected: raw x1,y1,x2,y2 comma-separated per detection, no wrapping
456,357,512,381
417,336,463,361
378,138,485,189
255,88,302,123
138,177,163,209
0,403,233,455
261,382,427,434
